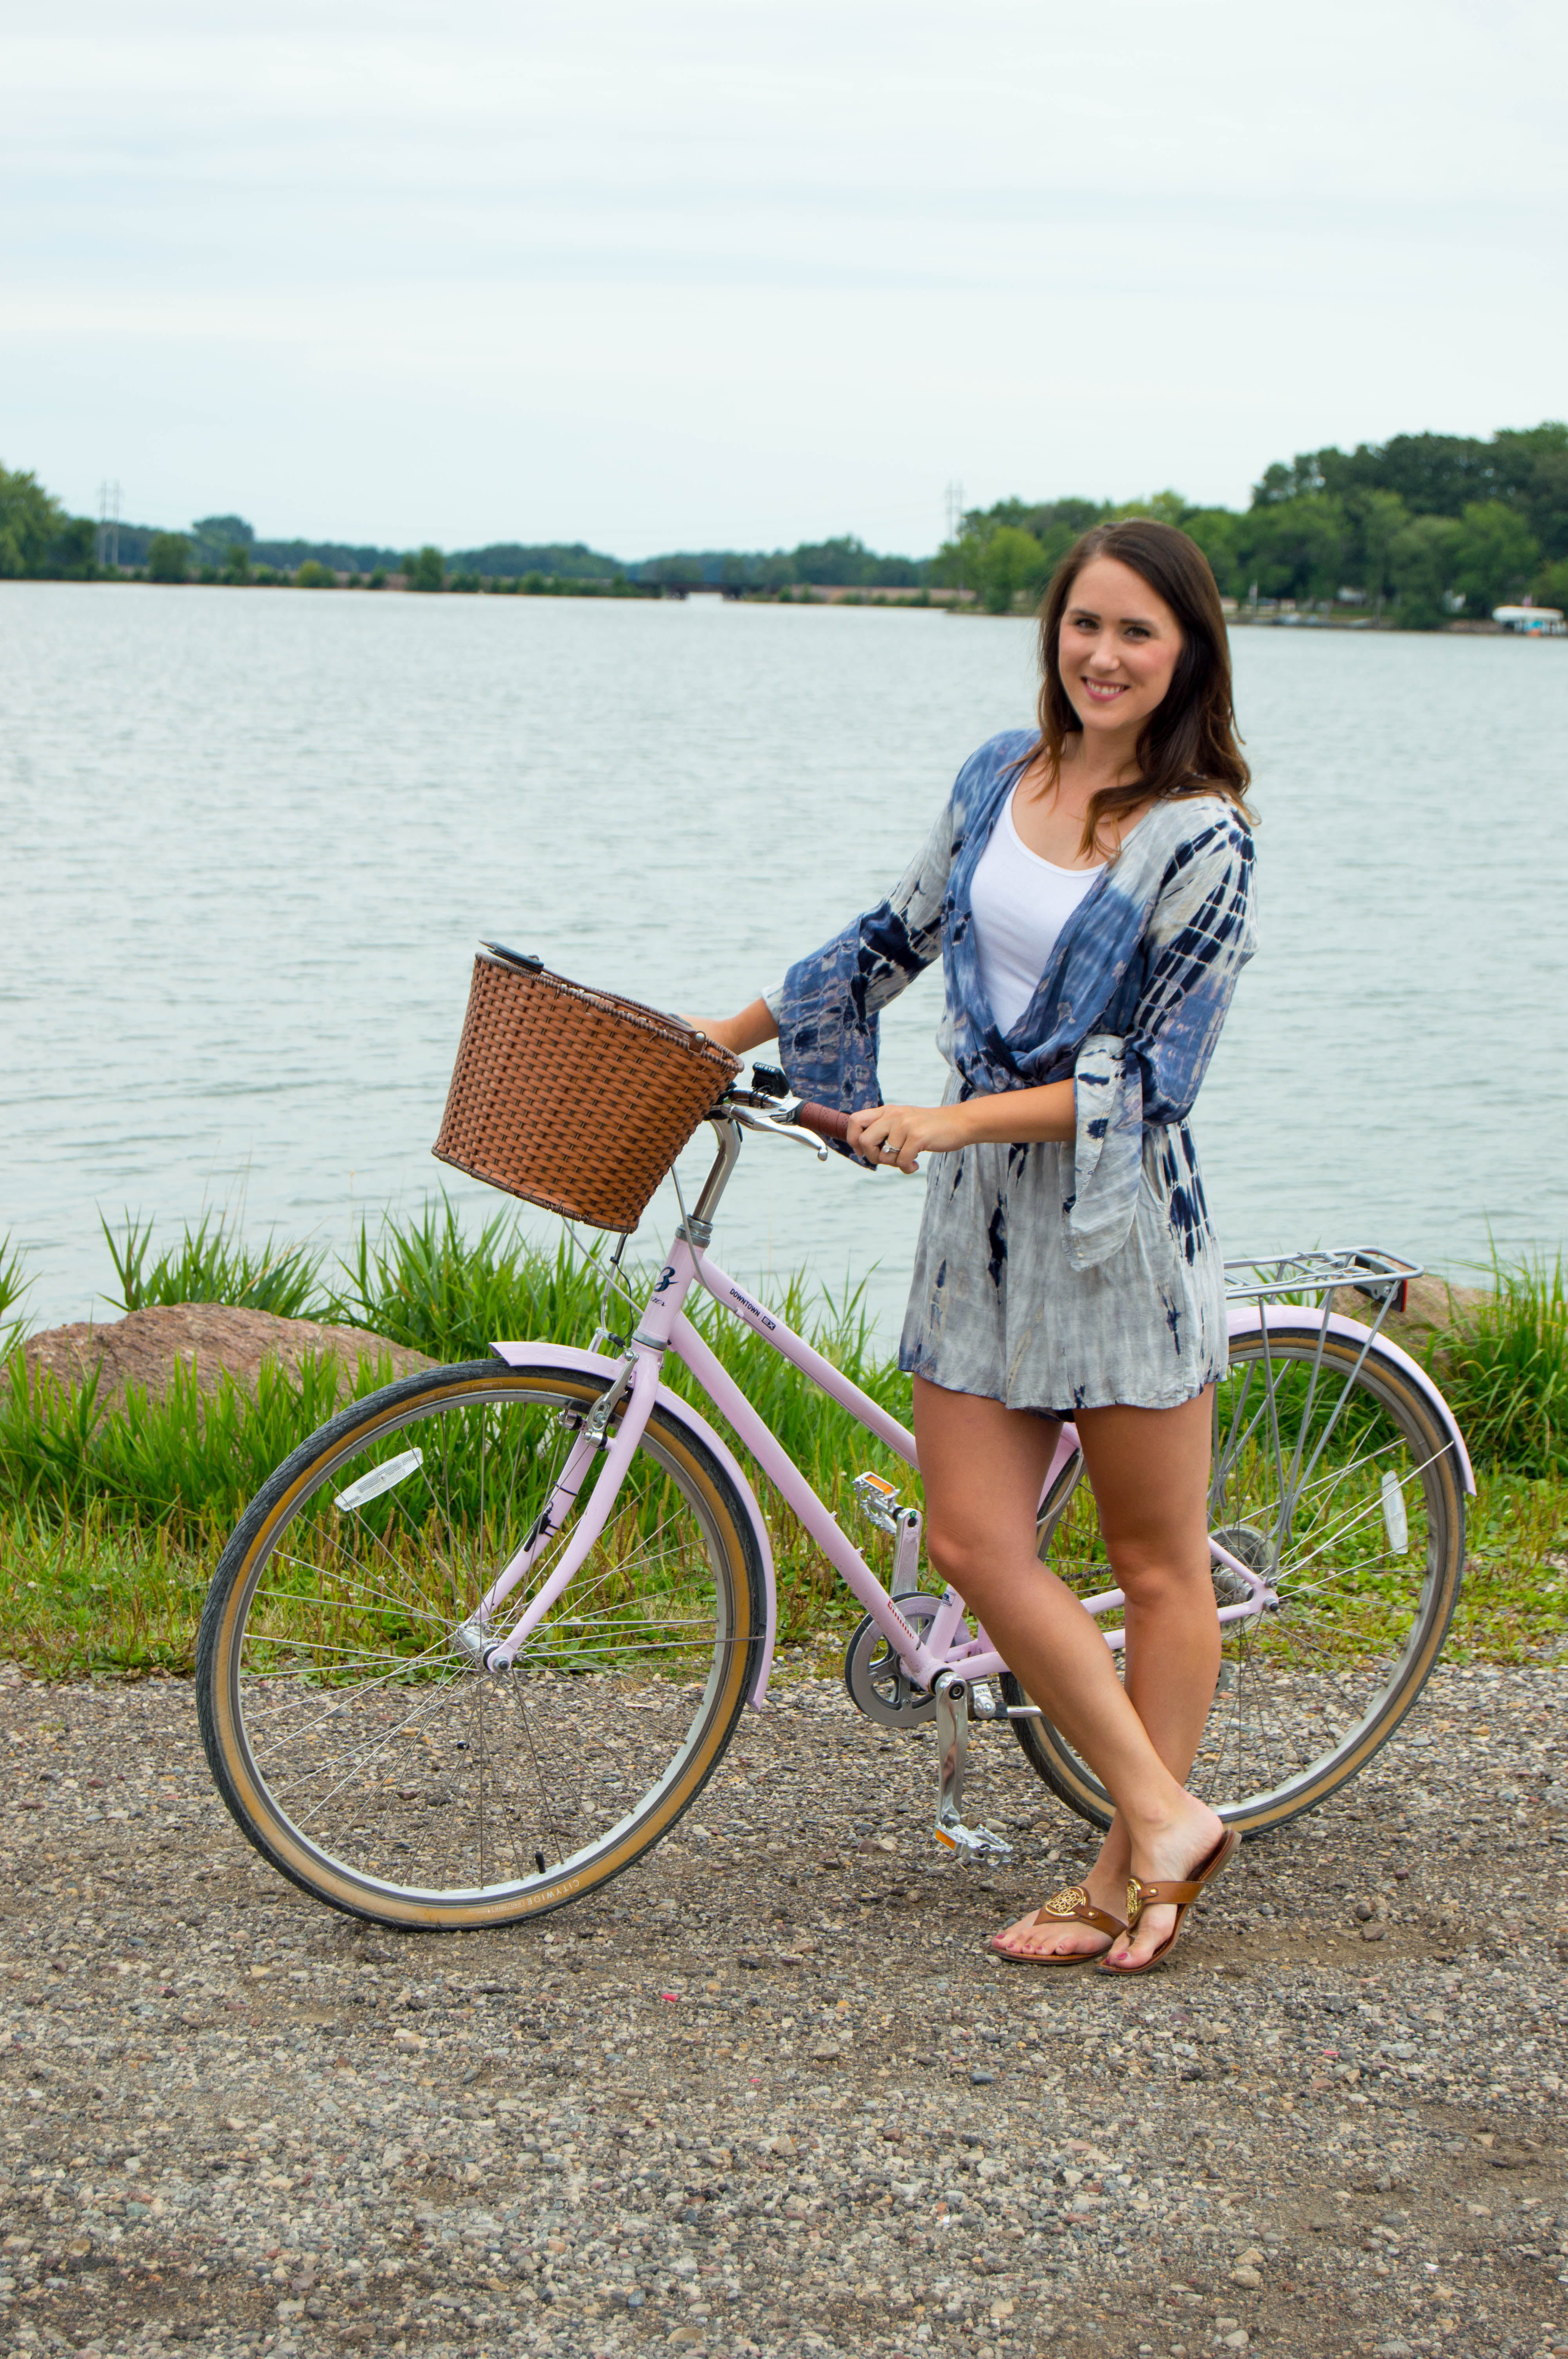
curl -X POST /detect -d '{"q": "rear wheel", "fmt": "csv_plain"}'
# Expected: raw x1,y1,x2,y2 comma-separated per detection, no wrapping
1006,1327,1466,1835
196,1359,765,1926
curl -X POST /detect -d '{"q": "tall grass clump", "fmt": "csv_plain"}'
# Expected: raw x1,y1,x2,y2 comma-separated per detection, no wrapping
104,1211,324,1319
1432,1252,1568,1479
329,1199,607,1360
0,1233,30,1359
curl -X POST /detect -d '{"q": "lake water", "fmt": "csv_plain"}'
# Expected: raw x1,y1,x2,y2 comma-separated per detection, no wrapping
4,584,1565,1339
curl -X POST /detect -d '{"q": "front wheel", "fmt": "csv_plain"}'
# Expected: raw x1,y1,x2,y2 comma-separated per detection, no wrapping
1007,1326,1467,1836
196,1359,766,1927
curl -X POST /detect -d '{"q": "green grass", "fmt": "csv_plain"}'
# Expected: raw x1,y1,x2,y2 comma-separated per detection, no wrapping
1450,1470,1568,1661
0,1508,213,1679
0,1345,407,1528
0,1232,33,1360
0,1207,912,1676
103,1210,325,1319
1429,1250,1568,1479
0,1214,1563,1679
328,1199,610,1361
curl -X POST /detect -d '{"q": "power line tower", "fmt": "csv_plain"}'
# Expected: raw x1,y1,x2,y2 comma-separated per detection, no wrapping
98,480,121,573
944,479,965,545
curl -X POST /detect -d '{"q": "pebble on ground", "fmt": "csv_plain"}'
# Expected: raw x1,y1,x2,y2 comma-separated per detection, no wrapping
1,1656,1564,2359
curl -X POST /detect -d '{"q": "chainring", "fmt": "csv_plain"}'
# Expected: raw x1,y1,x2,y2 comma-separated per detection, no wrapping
842,1594,943,1728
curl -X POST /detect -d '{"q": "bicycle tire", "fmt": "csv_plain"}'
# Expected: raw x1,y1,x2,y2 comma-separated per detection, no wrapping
196,1358,766,1928
1005,1325,1466,1837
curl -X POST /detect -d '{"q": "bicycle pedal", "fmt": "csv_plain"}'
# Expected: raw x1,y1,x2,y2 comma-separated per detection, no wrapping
934,1821,1014,1866
852,1471,902,1532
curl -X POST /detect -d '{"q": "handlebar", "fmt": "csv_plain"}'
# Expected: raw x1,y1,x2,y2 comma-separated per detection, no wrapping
792,1100,851,1144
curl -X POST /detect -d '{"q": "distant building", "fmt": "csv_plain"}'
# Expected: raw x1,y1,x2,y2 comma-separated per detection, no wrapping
1493,603,1566,636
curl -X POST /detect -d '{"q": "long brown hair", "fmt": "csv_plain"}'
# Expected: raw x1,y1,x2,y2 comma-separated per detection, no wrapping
1026,518,1252,858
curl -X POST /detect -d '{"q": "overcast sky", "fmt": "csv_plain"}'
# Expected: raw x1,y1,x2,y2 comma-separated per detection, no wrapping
4,0,1564,558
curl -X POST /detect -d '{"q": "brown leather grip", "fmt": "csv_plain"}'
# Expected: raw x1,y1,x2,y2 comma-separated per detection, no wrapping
793,1100,852,1143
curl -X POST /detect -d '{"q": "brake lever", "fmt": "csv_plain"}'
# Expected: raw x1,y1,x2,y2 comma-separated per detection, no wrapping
723,1101,830,1161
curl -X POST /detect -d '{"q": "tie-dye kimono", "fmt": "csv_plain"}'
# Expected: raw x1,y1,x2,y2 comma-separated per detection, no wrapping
764,730,1257,1416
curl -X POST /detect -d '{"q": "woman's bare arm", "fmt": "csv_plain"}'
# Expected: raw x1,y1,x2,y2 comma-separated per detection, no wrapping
848,1081,1076,1172
681,999,778,1056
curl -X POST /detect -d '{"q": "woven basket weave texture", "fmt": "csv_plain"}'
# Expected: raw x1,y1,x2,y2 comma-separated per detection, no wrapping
433,955,739,1231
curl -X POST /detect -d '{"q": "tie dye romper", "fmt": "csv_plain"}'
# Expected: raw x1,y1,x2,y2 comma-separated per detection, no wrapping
764,730,1258,1418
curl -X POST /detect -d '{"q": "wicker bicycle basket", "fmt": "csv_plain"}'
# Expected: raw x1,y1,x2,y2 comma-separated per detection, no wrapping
432,949,741,1232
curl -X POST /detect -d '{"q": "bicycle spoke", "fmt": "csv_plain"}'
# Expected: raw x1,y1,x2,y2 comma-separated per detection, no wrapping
262,1670,468,1807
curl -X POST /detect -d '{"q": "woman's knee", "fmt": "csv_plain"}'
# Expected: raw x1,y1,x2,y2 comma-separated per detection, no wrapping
923,1516,999,1599
925,1516,1043,1612
1109,1541,1214,1610
923,1515,972,1587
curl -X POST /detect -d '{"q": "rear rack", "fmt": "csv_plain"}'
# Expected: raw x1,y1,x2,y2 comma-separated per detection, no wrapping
1223,1247,1419,1316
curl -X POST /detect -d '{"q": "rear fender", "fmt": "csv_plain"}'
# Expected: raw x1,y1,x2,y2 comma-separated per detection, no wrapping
487,1340,779,1706
1226,1303,1474,1495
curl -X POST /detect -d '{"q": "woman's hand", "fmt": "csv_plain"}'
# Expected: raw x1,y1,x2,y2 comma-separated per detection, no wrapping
847,1101,975,1172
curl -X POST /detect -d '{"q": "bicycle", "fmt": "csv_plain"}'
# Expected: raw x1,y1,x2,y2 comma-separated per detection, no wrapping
196,1070,1472,1930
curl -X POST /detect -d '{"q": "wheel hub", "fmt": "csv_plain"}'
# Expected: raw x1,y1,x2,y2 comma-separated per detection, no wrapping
1210,1522,1274,1606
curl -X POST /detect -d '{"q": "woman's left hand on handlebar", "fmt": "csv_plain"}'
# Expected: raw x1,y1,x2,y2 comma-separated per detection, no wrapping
847,1102,969,1172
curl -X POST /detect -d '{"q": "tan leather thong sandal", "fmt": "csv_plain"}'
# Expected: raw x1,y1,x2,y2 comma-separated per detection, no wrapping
990,1883,1128,1971
1096,1826,1239,1977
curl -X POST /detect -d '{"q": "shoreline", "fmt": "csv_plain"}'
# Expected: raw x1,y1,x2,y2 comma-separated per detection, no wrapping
7,577,1559,634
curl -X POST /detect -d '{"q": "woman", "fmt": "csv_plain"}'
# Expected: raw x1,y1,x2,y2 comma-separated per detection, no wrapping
691,519,1256,1973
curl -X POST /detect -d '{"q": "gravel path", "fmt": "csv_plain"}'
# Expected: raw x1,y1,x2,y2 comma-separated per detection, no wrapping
2,1658,1564,2359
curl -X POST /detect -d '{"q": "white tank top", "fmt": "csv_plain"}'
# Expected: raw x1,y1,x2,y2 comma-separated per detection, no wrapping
970,785,1103,1034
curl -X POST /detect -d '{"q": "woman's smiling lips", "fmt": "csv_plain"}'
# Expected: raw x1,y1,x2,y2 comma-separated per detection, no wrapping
1082,676,1128,703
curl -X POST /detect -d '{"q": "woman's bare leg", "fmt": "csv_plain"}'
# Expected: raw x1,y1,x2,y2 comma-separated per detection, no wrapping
1065,1393,1222,1963
914,1378,1224,1969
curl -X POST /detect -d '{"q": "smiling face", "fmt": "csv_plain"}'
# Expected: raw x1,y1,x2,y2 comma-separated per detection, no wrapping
1056,556,1184,748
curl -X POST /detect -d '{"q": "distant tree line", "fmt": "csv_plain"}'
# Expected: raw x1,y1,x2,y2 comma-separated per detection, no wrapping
940,423,1568,627
0,466,97,578
628,536,926,591
7,422,1565,627
0,478,936,597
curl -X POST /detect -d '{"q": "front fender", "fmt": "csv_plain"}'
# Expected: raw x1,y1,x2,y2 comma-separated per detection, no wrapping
1227,1304,1475,1495
486,1339,779,1706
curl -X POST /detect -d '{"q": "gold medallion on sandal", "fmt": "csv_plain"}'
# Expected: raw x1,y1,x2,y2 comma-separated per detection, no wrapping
1039,1885,1091,1918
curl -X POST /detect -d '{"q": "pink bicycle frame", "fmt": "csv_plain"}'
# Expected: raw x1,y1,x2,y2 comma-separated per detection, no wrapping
465,1237,1299,1705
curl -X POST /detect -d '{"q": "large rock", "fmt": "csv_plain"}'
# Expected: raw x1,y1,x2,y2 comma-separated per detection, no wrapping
9,1303,435,1420
1329,1271,1488,1363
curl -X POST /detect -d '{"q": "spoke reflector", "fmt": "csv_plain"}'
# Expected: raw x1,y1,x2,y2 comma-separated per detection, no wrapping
1381,1469,1409,1554
335,1448,424,1512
